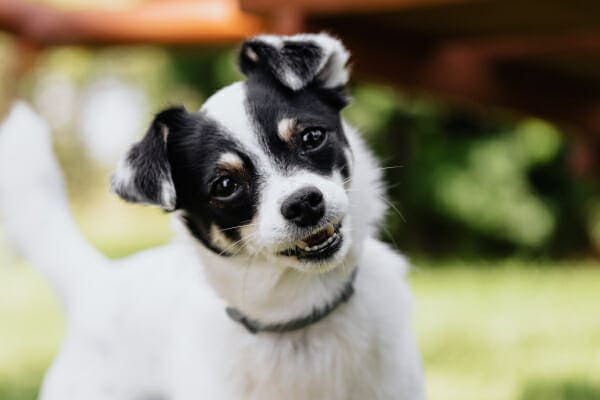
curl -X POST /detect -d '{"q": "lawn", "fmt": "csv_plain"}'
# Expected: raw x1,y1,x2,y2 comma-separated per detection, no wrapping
1,257,599,400
412,262,600,400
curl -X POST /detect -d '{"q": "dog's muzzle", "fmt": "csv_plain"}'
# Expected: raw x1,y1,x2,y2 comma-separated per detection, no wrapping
279,221,343,261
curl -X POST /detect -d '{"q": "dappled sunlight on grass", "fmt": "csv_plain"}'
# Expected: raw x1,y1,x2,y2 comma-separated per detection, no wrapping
520,380,600,400
0,262,63,400
411,263,600,400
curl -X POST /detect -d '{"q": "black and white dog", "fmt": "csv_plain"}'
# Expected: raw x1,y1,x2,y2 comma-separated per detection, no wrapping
0,34,424,399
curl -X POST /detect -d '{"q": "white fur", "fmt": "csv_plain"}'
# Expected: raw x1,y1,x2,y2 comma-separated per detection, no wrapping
201,82,264,159
0,99,424,399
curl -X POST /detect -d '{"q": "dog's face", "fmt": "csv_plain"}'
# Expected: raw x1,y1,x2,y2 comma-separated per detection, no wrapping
112,34,361,273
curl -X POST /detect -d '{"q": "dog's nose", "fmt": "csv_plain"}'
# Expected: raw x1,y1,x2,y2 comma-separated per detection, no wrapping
280,186,325,227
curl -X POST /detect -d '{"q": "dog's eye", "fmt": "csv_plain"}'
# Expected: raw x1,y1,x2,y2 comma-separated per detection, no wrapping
211,176,240,200
301,128,327,151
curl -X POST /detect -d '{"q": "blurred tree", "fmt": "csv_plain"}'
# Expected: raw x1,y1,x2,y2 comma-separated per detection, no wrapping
345,85,600,259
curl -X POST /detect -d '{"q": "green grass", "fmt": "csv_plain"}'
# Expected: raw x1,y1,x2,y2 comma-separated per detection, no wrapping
411,262,600,400
1,258,599,400
0,261,63,400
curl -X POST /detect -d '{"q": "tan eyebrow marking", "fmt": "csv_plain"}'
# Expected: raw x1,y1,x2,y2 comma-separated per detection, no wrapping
218,152,243,170
277,118,297,142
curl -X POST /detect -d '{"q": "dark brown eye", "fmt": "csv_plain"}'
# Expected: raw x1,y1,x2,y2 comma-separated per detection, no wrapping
301,128,327,151
211,176,240,200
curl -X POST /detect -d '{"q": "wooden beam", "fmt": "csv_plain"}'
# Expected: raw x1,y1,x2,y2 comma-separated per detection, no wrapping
241,0,486,16
269,6,307,34
0,0,265,46
338,31,600,175
300,17,600,128
333,27,600,129
449,30,600,61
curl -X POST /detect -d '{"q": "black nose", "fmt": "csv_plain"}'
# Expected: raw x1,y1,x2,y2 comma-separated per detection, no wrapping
280,186,325,227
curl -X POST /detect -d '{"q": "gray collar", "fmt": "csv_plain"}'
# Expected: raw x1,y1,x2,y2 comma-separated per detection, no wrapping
226,268,358,334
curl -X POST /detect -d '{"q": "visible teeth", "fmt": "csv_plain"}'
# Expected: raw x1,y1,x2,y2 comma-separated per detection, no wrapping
299,232,338,252
296,240,308,250
326,224,335,236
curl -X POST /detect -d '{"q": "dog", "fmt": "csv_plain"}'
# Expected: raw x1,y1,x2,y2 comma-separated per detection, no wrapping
0,33,425,400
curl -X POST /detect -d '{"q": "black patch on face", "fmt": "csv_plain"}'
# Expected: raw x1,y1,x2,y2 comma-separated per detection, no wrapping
181,214,232,256
164,112,259,254
244,75,351,177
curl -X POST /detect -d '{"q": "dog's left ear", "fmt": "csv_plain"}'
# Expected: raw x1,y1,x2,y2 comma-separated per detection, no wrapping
111,106,189,211
239,33,350,96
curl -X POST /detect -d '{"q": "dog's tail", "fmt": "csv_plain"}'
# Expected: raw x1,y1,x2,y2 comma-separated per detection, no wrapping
0,101,108,303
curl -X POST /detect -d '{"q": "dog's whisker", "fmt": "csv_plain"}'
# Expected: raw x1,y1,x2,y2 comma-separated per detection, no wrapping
379,196,406,223
217,240,244,257
217,232,259,257
377,165,404,171
344,190,406,223
220,222,259,232
380,224,400,249
383,182,402,191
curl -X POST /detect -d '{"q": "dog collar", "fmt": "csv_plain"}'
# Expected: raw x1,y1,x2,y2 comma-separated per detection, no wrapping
226,268,358,334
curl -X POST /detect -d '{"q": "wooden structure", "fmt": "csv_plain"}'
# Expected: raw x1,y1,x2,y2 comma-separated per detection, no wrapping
242,0,600,175
0,0,263,44
1,0,599,173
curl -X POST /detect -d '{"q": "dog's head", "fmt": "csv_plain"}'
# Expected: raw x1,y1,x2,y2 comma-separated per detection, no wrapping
112,34,382,273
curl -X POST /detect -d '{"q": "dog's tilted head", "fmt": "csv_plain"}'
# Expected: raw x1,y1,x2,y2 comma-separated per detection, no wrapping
112,33,381,274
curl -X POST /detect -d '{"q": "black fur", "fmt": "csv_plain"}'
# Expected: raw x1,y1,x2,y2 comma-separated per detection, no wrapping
239,37,349,108
166,111,259,249
112,107,187,209
113,107,260,255
240,39,322,89
244,74,351,177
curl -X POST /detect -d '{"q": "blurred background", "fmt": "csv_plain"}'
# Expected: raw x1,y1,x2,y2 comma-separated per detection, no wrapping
0,0,599,399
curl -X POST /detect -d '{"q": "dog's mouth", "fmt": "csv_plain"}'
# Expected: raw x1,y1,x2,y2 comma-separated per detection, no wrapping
279,222,343,261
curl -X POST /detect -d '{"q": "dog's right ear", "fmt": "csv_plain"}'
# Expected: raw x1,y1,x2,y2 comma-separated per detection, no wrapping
239,33,350,92
111,106,189,211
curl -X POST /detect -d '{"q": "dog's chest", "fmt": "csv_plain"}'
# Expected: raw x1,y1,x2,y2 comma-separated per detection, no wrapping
227,325,382,400
170,302,384,400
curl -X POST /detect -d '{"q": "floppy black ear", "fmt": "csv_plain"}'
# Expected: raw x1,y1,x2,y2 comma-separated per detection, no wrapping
239,33,350,92
111,106,188,211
